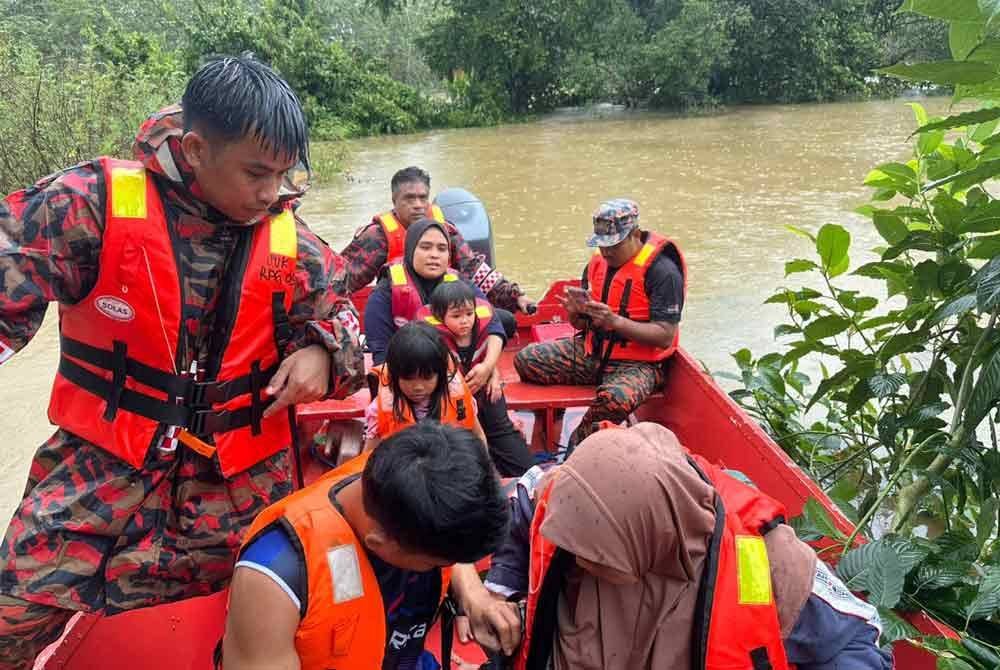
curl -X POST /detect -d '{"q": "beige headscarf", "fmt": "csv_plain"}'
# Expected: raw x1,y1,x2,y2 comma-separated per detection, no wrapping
539,422,816,670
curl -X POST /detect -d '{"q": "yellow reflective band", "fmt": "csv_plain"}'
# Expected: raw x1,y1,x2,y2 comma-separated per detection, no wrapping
382,213,400,232
736,536,773,605
430,205,445,223
443,273,458,283
390,264,407,286
475,305,492,319
633,243,655,267
425,315,442,325
110,166,147,219
269,210,297,258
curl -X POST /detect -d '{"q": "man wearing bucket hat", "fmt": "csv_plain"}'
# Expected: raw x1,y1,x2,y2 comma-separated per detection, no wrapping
514,198,686,448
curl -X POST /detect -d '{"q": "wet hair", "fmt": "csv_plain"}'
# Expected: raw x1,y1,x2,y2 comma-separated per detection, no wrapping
385,322,453,422
182,54,309,169
363,422,509,562
391,166,431,195
429,281,477,321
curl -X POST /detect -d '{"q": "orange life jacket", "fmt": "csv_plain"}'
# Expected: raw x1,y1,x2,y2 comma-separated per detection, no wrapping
585,231,686,363
368,204,447,265
47,158,296,476
416,299,495,370
515,451,790,670
388,261,461,327
241,452,452,670
369,362,476,439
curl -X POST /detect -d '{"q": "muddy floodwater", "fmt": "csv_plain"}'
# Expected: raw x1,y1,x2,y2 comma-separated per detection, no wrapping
0,97,954,521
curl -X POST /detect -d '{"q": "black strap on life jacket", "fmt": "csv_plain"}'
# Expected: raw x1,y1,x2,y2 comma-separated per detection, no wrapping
594,278,633,384
525,548,575,670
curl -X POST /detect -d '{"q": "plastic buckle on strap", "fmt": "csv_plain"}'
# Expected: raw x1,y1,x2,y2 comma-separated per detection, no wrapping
189,379,232,407
190,409,231,436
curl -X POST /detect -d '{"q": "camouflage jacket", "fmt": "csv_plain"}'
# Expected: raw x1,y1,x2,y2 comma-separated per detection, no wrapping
0,105,363,399
338,216,524,311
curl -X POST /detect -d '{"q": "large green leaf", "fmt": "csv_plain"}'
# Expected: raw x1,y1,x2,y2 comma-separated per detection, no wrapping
924,159,1000,192
965,567,1000,621
785,259,818,276
880,61,999,85
879,332,927,361
982,0,1000,25
900,0,982,20
968,235,1000,258
965,345,1000,427
960,201,1000,233
952,21,984,61
915,107,1000,134
804,315,851,341
929,293,978,325
816,224,850,278
976,497,998,551
873,212,910,245
878,608,919,645
869,372,908,398
969,39,1000,63
975,255,1000,310
867,544,906,608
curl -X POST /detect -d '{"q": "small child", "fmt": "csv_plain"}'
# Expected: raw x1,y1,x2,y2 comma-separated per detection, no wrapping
363,322,487,453
419,282,535,477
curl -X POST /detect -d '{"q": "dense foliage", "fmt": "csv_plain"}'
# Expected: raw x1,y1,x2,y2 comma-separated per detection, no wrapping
722,2,1000,665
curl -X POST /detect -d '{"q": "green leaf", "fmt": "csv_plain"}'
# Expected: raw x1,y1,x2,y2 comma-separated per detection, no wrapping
878,608,918,645
908,102,929,128
773,324,800,338
880,61,999,85
900,0,982,20
930,293,978,325
880,332,927,361
873,212,910,245
982,0,1000,25
869,372,908,398
952,21,984,61
969,38,1000,63
976,255,1000,310
917,561,968,588
804,315,851,340
785,259,818,276
965,567,1000,621
867,544,905,608
960,201,1000,233
817,224,850,278
924,159,1000,192
916,107,1000,134
785,225,815,242
966,346,1000,427
976,497,998,551
802,498,847,541
968,236,1000,258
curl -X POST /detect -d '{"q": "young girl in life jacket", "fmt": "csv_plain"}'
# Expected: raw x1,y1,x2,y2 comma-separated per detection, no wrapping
423,281,535,477
362,321,488,453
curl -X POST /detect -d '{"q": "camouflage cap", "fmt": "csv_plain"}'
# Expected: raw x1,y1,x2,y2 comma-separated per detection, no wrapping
587,198,640,247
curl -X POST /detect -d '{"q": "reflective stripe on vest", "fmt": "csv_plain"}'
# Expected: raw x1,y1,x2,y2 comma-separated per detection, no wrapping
369,363,477,438
584,231,686,363
375,204,446,266
240,452,453,670
514,449,789,670
47,157,296,476
388,262,459,327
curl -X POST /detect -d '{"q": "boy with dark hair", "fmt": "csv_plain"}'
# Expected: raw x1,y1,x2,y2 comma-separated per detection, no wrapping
0,55,364,668
223,422,510,670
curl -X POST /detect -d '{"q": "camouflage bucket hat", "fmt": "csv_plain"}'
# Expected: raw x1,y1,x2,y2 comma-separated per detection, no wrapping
587,198,640,247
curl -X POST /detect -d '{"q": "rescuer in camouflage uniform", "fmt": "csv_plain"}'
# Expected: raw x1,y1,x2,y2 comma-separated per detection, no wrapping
514,199,685,449
0,57,363,668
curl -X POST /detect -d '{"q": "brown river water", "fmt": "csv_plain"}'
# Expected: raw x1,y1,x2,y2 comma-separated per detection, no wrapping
0,97,953,521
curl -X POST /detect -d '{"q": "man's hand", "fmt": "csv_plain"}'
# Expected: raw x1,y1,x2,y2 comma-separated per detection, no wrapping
516,294,537,314
555,293,583,318
465,362,494,395
582,300,621,330
263,344,331,418
459,590,523,656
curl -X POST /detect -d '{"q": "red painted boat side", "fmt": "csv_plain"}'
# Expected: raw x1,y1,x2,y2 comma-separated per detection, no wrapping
37,280,943,669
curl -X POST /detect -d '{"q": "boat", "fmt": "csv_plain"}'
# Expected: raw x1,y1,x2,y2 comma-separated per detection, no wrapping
33,191,950,669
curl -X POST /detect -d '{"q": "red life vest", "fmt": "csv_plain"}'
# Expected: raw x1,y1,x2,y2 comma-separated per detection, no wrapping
388,261,460,327
368,362,477,439
585,231,686,363
46,158,297,476
515,452,790,670
367,204,447,265
240,452,452,670
415,299,494,370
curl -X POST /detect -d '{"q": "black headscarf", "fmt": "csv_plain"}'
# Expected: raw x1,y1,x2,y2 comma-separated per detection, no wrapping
402,217,453,302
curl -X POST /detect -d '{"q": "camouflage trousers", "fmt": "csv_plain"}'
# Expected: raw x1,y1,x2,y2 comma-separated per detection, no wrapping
513,336,665,447
0,429,293,670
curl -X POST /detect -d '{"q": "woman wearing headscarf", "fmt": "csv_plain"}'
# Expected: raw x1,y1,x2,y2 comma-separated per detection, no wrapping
461,422,892,670
363,218,534,476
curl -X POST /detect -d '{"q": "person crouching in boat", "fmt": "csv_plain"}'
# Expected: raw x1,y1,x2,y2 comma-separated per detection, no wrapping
362,321,488,452
364,219,534,475
460,423,893,670
222,422,509,670
415,281,534,477
514,198,684,451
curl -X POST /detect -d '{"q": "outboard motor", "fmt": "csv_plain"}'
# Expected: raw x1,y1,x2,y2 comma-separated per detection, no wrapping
434,187,495,266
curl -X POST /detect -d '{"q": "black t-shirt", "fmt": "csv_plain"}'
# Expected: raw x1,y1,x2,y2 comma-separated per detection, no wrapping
581,250,684,324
